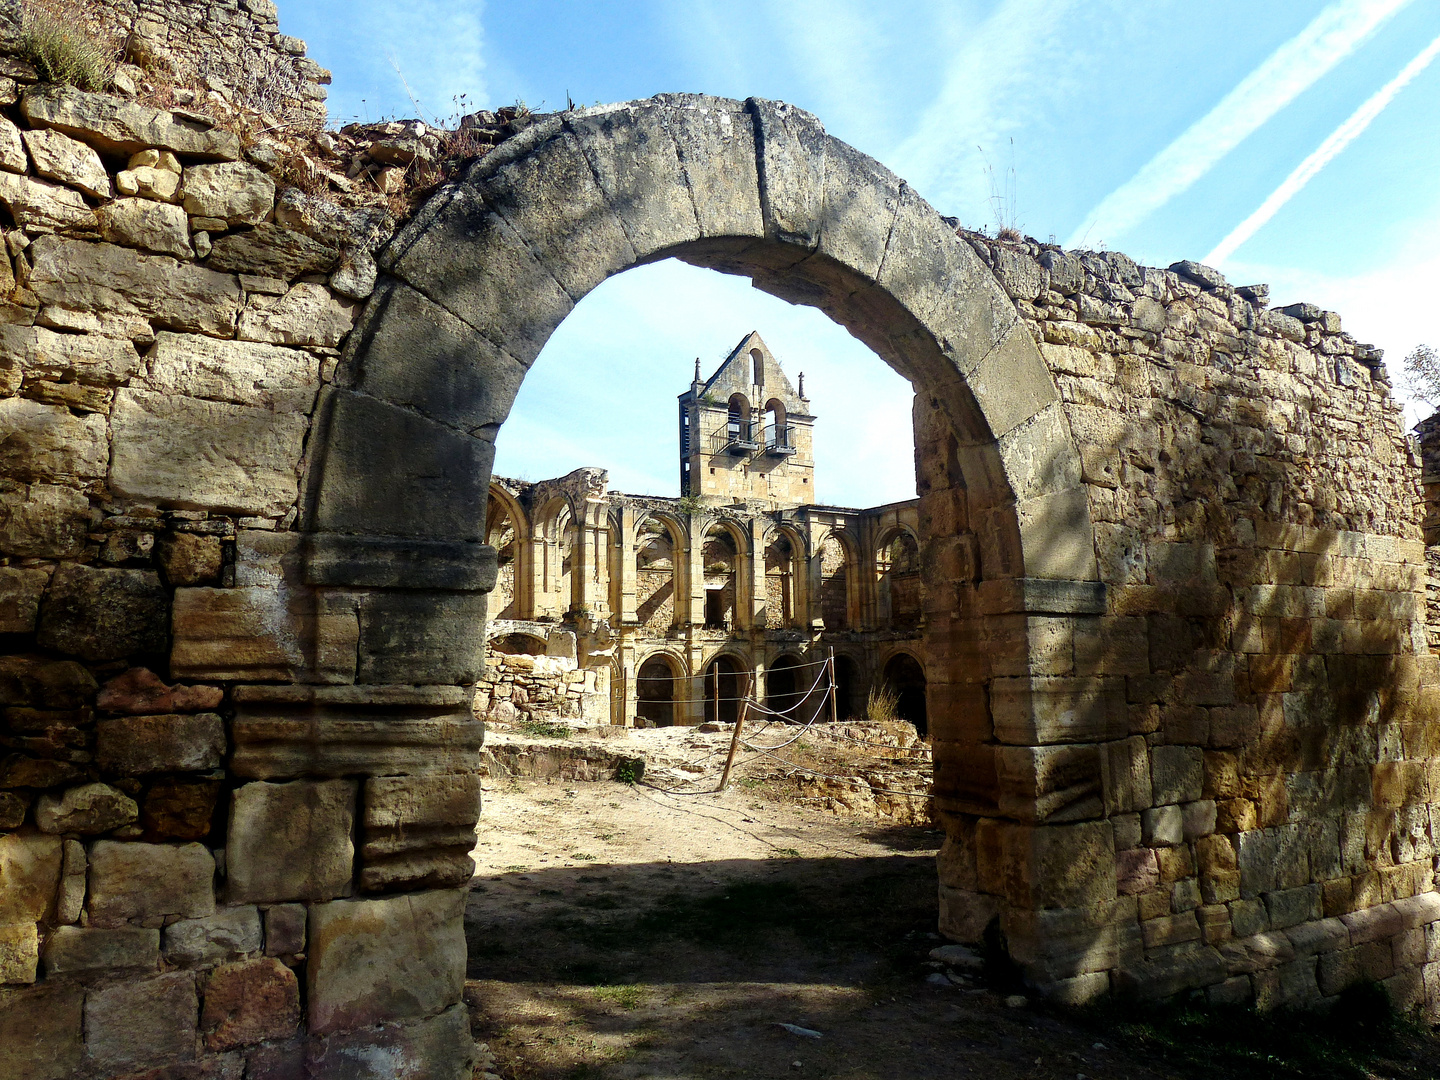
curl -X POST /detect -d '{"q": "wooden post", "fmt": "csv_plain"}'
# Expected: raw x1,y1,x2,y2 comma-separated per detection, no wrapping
828,648,838,725
719,671,752,792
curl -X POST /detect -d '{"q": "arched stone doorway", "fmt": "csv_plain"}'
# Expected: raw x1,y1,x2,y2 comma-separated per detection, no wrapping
636,653,680,727
703,654,747,726
297,94,1100,1065
766,652,805,714
833,654,859,722
883,652,928,737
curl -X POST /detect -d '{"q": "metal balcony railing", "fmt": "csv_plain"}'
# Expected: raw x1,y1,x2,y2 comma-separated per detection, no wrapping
764,424,796,456
711,420,759,455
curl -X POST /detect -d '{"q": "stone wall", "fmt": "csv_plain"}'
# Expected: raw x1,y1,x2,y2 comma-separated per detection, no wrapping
935,234,1439,1009
1,2,1440,1072
474,650,609,729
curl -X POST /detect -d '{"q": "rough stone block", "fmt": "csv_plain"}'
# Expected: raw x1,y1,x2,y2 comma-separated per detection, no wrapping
0,170,96,233
202,957,300,1050
42,925,158,976
111,388,307,518
231,716,484,780
182,162,276,225
97,667,223,715
1002,820,1116,909
0,398,107,481
227,780,356,903
1142,804,1183,847
0,832,62,924
1318,940,1394,995
87,841,215,927
156,532,225,586
265,903,306,956
1116,847,1159,895
0,921,38,983
26,236,242,336
307,1003,476,1080
1150,745,1204,804
142,778,222,841
84,971,198,1075
1196,834,1240,904
144,331,320,414
163,906,262,967
0,982,84,1080
1264,885,1322,931
238,281,356,347
0,567,47,633
22,85,240,159
95,713,225,775
0,481,91,558
55,839,83,925
1181,799,1217,839
97,196,192,257
208,223,340,279
307,388,492,543
307,889,467,1035
35,564,167,663
34,783,138,835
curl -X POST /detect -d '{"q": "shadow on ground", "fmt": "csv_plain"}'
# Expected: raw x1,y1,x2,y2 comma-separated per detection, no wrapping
464,850,1440,1080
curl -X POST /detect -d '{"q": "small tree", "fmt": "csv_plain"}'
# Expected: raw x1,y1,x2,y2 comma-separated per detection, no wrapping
1403,344,1440,409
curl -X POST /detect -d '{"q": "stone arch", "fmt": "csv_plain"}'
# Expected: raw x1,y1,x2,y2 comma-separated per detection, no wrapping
699,517,747,630
815,528,858,630
881,649,928,737
297,93,1102,1039
875,524,922,630
533,495,576,617
762,523,806,628
702,648,750,726
635,650,682,727
486,481,530,619
633,512,682,634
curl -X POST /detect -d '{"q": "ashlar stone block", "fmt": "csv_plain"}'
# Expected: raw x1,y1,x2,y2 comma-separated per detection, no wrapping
163,906,263,967
307,889,467,1035
202,957,300,1050
95,713,225,775
87,840,215,928
42,926,159,976
0,983,84,1080
227,779,356,903
84,971,198,1075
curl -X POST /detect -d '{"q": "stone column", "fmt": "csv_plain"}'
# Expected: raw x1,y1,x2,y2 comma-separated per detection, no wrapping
616,505,639,625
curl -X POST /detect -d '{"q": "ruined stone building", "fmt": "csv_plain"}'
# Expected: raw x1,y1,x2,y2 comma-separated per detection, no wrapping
477,331,929,732
6,0,1440,1076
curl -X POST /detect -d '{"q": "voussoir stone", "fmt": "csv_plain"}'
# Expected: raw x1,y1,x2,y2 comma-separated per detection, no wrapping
97,667,222,714
26,236,243,338
20,127,111,199
95,713,225,775
202,957,300,1050
83,971,199,1074
182,161,275,224
35,565,168,663
0,398,107,481
306,889,467,1034
87,840,215,927
109,387,309,518
34,783,139,835
97,197,193,258
0,171,96,234
0,482,90,559
144,331,321,413
22,84,240,160
227,779,357,903
163,906,262,967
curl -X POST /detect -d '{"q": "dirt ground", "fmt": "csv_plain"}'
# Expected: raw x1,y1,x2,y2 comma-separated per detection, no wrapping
462,775,1440,1080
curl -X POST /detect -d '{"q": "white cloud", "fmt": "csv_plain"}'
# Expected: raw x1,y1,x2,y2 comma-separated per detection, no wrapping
1206,31,1440,266
1067,0,1413,249
887,0,1089,217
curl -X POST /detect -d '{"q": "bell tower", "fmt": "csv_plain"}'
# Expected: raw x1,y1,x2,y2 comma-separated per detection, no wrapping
677,332,816,508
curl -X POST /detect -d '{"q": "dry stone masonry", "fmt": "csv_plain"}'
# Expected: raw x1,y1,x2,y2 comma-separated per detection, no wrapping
0,0,1439,1076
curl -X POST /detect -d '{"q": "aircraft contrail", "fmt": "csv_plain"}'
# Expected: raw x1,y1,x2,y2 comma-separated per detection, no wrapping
1206,31,1440,266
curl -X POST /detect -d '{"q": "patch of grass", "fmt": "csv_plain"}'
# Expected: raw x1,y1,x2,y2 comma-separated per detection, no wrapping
1084,983,1435,1080
518,718,573,739
593,984,647,1010
19,7,112,90
571,853,596,861
771,847,802,858
615,759,640,785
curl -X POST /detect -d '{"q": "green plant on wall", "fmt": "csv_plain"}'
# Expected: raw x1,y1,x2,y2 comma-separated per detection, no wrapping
20,4,113,91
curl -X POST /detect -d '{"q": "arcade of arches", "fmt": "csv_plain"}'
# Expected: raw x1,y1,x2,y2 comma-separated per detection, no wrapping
478,333,928,733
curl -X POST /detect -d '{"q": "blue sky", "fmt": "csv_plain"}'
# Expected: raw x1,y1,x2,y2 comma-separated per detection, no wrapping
282,0,1440,506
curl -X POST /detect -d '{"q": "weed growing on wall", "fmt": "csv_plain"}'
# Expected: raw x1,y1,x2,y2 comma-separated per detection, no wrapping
18,0,116,91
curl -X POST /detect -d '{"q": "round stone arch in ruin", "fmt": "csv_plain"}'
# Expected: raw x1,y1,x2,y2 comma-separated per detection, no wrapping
297,93,1107,1015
